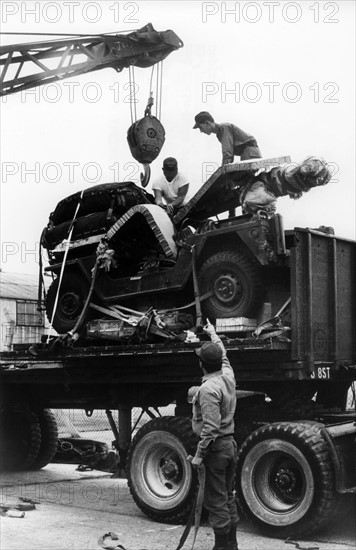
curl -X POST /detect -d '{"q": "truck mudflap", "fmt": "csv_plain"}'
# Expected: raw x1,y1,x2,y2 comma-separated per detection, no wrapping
321,421,356,493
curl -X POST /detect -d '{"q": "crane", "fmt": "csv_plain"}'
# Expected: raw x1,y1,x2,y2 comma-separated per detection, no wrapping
0,23,184,184
0,23,183,95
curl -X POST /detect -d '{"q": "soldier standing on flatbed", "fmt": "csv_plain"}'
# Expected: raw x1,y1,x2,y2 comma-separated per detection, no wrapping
190,319,239,550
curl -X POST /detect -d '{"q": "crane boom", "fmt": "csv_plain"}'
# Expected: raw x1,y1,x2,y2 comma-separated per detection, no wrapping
0,23,183,96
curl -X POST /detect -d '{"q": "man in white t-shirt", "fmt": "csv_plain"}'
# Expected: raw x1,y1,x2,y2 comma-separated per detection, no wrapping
152,157,190,216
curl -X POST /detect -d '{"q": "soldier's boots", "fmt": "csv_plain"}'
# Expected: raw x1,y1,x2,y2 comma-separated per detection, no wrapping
226,523,239,550
212,531,229,550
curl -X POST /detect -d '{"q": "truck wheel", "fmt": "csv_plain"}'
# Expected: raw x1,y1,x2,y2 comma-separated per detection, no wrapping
198,250,263,318
236,422,336,538
31,409,59,469
46,273,89,333
127,417,198,523
0,407,41,471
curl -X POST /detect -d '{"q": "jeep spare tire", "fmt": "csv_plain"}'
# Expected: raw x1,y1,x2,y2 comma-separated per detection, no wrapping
46,272,90,334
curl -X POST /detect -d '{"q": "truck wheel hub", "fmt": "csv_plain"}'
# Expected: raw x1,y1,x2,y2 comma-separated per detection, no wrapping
275,468,297,493
161,458,179,481
214,274,241,303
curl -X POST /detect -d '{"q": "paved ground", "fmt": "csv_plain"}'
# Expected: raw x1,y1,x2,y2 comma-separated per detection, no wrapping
1,464,355,550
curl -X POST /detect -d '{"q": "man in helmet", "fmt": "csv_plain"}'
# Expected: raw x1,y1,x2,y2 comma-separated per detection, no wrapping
193,111,262,165
152,157,190,215
190,319,239,550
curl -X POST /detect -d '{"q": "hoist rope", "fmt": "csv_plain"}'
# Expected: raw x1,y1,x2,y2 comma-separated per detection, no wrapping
154,63,158,118
128,66,134,125
149,65,155,107
149,61,162,120
132,65,137,121
158,61,163,120
146,62,163,119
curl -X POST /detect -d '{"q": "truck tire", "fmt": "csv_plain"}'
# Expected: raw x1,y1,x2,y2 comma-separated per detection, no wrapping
235,422,336,538
0,407,41,471
127,416,198,523
198,250,263,319
46,273,89,333
31,409,59,469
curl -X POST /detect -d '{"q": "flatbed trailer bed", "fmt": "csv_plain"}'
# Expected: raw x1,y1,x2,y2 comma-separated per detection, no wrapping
0,336,293,408
1,331,355,413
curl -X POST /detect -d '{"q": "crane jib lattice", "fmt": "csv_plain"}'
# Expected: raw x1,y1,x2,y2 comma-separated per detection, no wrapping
0,23,183,96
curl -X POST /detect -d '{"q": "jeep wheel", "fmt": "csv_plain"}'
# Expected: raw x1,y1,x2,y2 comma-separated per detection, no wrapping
236,422,336,538
127,417,198,523
46,273,90,334
198,250,264,318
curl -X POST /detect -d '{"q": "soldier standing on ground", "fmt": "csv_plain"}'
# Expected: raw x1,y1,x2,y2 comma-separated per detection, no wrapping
193,111,262,165
190,319,239,550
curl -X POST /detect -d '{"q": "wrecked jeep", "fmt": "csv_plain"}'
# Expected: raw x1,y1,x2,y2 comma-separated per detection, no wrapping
42,156,330,335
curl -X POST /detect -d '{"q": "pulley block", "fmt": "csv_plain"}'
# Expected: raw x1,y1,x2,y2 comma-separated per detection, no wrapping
127,115,166,165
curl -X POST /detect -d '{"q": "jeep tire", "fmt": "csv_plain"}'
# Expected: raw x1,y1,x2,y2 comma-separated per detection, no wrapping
198,249,264,319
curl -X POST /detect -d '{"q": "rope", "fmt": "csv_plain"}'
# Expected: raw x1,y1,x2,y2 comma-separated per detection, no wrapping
47,257,99,352
157,291,214,314
66,259,99,338
159,62,163,120
128,66,134,125
37,229,46,311
149,65,155,111
175,464,205,550
47,189,84,337
156,61,163,120
155,61,160,118
132,65,137,121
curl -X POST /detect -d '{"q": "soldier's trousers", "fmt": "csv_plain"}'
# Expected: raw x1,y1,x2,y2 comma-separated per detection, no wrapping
203,436,239,533
240,144,262,160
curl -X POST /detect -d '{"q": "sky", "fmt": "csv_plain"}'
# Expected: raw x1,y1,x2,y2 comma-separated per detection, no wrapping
0,0,355,275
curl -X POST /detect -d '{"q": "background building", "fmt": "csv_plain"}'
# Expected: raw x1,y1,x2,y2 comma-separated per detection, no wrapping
0,270,48,351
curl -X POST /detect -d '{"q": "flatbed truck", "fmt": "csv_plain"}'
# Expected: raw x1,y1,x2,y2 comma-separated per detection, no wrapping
1,225,355,539
1,25,355,541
